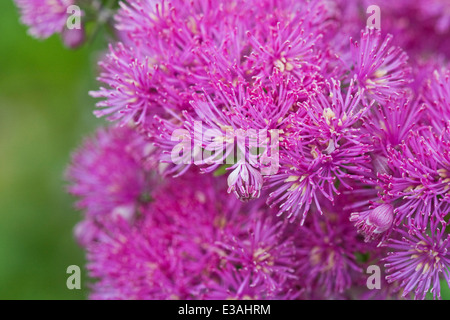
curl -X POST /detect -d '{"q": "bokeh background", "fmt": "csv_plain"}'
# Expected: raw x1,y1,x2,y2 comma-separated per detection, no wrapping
1,0,450,300
0,0,109,299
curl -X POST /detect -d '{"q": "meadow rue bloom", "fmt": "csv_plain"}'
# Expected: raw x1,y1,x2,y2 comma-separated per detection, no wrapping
89,43,183,125
86,171,298,299
14,0,75,38
72,0,450,299
381,127,450,230
66,126,153,220
61,24,85,49
423,68,450,130
154,74,291,200
360,0,450,59
246,0,328,80
363,96,426,157
350,27,412,102
13,0,450,300
216,216,297,293
266,78,372,225
295,205,373,296
383,220,450,300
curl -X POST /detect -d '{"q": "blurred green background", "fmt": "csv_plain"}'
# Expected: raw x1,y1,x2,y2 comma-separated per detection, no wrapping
1,0,449,300
0,0,107,299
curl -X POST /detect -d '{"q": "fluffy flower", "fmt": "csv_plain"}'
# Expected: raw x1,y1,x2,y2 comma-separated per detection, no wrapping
381,127,450,230
350,28,412,102
66,126,153,220
155,75,293,200
14,0,75,38
423,68,450,130
86,171,298,299
295,205,372,296
267,79,372,224
89,43,185,125
51,0,450,300
384,220,450,300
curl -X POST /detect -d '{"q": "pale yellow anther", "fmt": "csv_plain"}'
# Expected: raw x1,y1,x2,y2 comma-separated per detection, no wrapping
274,59,285,72
437,169,448,178
323,108,336,126
285,62,294,71
284,175,300,183
415,262,423,272
374,68,387,78
310,145,319,159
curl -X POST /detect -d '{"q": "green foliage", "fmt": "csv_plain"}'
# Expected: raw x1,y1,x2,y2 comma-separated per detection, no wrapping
0,0,107,299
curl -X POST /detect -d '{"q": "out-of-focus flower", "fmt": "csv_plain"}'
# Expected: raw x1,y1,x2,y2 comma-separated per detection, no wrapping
86,170,298,299
295,205,374,296
423,68,450,130
61,25,85,49
66,126,153,220
15,0,75,38
267,79,372,225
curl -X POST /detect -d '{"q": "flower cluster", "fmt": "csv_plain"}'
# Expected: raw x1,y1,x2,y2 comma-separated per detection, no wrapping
17,0,450,299
14,0,118,48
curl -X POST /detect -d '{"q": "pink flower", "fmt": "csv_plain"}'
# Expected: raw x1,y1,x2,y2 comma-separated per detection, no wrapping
350,28,412,102
66,126,152,219
350,203,395,242
384,220,450,300
15,0,75,38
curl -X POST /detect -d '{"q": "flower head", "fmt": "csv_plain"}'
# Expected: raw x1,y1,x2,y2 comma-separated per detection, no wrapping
384,220,450,300
350,28,412,102
381,127,450,230
295,205,372,296
90,43,186,125
86,168,297,299
15,0,75,38
423,68,450,131
66,126,152,220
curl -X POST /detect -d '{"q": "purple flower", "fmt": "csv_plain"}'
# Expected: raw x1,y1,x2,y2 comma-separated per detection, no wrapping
295,206,372,296
61,24,85,49
364,96,425,153
359,0,450,59
246,0,328,81
267,79,372,224
350,203,394,242
217,217,297,293
14,0,75,38
350,28,412,102
384,220,450,300
90,43,184,125
86,170,297,299
66,126,152,220
52,0,450,300
381,127,450,230
423,68,450,131
155,75,291,200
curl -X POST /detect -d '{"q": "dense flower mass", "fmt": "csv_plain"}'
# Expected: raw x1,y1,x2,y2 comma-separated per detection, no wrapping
86,167,298,299
16,0,450,299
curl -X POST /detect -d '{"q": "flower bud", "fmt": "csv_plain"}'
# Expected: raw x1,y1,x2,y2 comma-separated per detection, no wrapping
350,203,394,242
62,26,85,49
